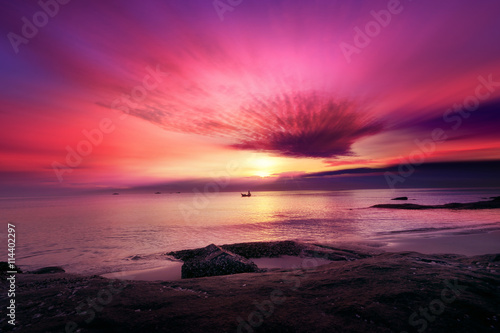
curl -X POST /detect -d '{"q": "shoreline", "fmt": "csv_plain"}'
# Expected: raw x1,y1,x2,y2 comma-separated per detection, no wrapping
11,227,500,281
377,230,500,256
2,240,499,333
97,230,500,282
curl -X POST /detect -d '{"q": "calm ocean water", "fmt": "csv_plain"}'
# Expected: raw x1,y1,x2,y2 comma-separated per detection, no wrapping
2,188,500,275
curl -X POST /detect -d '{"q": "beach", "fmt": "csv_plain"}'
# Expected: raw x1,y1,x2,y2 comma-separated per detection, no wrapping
2,234,500,333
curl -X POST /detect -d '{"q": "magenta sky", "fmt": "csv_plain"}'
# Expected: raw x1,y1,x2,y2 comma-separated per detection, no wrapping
1,0,500,194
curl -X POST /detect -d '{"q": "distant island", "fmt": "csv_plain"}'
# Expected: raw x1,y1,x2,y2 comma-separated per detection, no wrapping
373,196,500,210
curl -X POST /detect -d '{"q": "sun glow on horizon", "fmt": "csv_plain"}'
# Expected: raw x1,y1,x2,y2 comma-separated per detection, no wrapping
251,157,276,178
255,171,272,178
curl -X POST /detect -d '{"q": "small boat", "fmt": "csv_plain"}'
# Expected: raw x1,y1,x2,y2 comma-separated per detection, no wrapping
241,191,252,197
155,192,161,194
112,192,119,195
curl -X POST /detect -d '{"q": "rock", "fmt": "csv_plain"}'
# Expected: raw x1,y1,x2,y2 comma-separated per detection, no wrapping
30,266,65,274
0,262,22,274
222,240,304,258
180,244,259,279
372,203,431,210
391,197,408,200
168,241,305,261
372,198,500,210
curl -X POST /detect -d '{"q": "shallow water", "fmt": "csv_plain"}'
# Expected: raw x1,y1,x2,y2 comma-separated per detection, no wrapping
1,188,500,275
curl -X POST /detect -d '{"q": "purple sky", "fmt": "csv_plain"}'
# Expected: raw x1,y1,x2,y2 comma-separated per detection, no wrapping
1,0,500,194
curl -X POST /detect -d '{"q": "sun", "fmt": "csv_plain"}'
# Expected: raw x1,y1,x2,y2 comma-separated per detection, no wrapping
252,157,275,178
255,171,271,178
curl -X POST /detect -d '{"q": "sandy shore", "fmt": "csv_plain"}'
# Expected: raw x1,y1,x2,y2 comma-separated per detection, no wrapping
378,230,500,256
99,230,500,284
1,236,499,333
99,255,334,283
101,261,183,281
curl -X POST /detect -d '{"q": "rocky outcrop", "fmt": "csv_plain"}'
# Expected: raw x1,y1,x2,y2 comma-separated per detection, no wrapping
30,266,65,274
0,262,22,274
372,197,500,210
167,241,375,272
222,240,305,258
391,196,408,200
168,241,306,261
178,244,259,279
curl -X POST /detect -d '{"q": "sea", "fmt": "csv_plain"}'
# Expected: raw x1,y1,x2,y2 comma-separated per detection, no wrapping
2,188,500,275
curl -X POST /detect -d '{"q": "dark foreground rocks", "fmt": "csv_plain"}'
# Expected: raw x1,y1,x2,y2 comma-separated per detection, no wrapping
0,262,22,274
1,263,64,275
167,241,373,272
176,244,259,279
29,266,66,274
168,240,305,261
373,197,500,210
1,244,499,333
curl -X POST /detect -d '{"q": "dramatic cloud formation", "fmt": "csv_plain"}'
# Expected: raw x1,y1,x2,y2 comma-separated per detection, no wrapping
130,91,382,158
231,93,382,157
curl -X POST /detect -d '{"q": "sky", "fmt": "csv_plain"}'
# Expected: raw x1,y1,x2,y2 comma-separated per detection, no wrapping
1,0,500,195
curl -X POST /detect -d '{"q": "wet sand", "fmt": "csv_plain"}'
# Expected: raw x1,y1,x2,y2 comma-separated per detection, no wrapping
101,229,500,284
102,261,183,281
379,230,500,256
103,256,335,282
